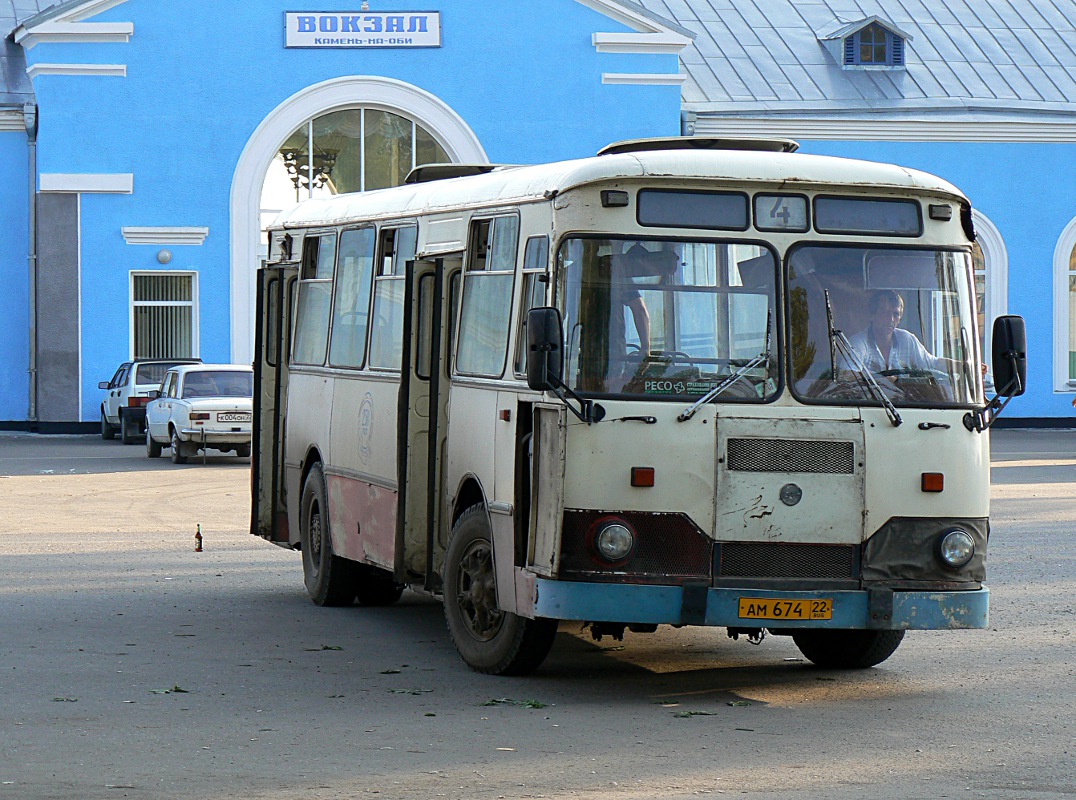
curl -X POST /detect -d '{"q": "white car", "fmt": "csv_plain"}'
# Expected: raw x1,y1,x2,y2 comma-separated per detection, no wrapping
145,364,254,464
99,358,201,443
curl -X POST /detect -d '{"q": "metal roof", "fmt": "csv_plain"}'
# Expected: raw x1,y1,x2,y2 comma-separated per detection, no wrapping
1,0,63,106
271,146,967,230
637,0,1076,116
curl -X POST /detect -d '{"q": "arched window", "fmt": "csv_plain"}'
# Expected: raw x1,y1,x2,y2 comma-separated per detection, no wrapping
260,107,451,230
971,211,1007,388
1053,218,1076,391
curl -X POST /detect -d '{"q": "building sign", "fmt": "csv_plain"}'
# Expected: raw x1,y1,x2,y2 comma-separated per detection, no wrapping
285,12,441,48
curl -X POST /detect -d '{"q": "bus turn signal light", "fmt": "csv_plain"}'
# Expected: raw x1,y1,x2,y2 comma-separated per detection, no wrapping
631,467,655,488
921,472,944,493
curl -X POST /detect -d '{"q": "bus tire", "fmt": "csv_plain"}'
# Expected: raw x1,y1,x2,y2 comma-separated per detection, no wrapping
443,504,557,675
300,464,355,607
355,566,405,606
791,629,905,669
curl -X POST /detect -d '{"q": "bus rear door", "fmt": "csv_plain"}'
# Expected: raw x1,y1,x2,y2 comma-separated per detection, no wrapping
252,263,297,545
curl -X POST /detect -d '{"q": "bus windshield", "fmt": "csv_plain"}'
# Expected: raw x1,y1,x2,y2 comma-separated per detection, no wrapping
788,245,981,407
558,237,778,400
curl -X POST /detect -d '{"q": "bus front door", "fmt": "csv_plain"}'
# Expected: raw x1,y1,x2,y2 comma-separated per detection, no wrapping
396,257,452,589
251,263,297,545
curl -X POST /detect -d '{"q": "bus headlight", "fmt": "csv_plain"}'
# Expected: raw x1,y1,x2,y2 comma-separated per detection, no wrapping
594,521,635,563
938,529,975,569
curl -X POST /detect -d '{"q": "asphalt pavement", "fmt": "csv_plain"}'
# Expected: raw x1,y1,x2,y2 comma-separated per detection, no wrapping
0,430,1073,800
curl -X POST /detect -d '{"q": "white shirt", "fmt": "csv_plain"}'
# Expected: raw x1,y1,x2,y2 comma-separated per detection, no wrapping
846,326,944,373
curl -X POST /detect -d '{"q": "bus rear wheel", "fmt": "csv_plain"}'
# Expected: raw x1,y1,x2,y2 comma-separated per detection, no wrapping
300,464,356,607
443,504,557,676
791,629,905,669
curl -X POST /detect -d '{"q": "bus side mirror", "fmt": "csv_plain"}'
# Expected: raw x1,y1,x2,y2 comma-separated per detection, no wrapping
991,315,1027,398
526,307,564,391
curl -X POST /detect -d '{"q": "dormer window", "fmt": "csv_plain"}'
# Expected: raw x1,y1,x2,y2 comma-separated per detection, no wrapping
844,22,904,67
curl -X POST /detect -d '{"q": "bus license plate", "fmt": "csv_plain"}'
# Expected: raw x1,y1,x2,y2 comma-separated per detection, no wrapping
738,598,833,621
217,412,251,423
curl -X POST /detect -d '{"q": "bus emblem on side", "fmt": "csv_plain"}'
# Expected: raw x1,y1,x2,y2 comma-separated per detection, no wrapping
359,393,374,465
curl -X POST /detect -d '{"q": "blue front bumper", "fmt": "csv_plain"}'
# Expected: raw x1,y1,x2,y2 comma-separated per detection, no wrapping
532,579,988,630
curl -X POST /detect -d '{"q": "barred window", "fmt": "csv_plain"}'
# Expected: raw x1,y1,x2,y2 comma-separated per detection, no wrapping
131,272,197,359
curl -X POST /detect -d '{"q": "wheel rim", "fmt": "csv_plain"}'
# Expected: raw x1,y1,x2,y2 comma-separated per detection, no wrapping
455,539,504,642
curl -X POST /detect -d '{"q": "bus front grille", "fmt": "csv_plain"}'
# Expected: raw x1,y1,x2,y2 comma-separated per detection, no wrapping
716,542,858,580
726,438,855,474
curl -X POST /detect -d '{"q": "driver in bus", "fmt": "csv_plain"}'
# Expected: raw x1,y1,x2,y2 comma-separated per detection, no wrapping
847,289,949,375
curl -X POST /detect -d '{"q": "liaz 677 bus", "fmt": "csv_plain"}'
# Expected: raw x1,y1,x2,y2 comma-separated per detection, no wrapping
252,137,1026,675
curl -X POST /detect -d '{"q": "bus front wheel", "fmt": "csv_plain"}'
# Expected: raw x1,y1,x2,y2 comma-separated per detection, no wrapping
791,629,905,669
300,464,356,607
444,504,557,675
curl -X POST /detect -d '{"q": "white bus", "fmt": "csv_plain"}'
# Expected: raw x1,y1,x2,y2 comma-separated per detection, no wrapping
252,138,1026,675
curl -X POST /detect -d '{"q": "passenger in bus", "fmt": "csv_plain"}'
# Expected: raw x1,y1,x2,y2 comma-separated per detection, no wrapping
846,289,948,375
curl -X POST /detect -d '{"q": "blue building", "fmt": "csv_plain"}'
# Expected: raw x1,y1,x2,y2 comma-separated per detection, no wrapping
0,0,688,428
1,0,1074,426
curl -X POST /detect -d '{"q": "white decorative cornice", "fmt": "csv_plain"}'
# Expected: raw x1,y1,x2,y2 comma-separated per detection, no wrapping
602,72,687,86
593,32,692,54
0,109,25,132
27,63,127,79
122,227,210,246
692,117,1076,143
40,173,133,193
15,22,133,49
574,0,671,33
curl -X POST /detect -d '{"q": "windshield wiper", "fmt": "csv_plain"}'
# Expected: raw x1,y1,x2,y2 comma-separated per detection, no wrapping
825,291,902,427
678,313,771,422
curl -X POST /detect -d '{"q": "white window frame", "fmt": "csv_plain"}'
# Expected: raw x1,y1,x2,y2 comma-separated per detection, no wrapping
971,210,1008,388
1052,216,1076,391
129,270,200,360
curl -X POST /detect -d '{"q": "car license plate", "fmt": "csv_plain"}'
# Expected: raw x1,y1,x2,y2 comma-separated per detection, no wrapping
738,598,833,621
217,412,251,423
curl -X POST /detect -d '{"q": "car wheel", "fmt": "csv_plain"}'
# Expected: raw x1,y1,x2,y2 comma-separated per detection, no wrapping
791,629,905,669
101,410,116,441
354,565,405,606
235,444,251,459
170,430,189,465
120,411,139,445
443,504,558,675
146,428,162,459
300,464,356,606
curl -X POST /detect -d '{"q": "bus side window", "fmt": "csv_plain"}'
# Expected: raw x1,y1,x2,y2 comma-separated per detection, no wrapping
456,216,519,378
369,226,416,370
293,233,337,366
328,227,377,369
514,235,549,375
